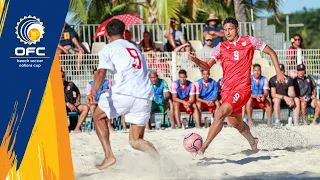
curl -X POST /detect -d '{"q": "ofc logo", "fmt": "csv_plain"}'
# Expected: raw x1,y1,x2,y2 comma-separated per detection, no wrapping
15,15,45,56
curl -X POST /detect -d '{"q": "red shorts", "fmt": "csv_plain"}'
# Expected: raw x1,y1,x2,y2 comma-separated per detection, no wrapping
221,90,251,114
252,99,266,109
200,102,216,113
179,98,193,115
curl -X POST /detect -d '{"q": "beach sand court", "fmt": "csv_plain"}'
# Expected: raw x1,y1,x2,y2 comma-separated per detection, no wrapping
70,125,320,180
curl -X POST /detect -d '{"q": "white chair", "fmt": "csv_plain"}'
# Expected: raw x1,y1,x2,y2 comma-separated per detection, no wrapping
189,40,203,54
91,42,106,54
81,42,91,54
154,41,164,52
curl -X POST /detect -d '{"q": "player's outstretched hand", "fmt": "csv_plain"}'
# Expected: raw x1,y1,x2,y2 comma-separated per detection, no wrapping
187,51,197,62
276,72,286,84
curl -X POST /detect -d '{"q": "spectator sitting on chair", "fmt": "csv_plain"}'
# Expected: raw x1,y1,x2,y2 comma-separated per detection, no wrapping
58,23,85,70
195,69,220,116
293,64,320,125
203,14,224,48
148,70,175,129
164,18,186,52
86,68,115,131
124,30,140,49
62,70,89,133
245,64,273,127
269,64,300,126
200,35,214,57
140,31,156,52
171,69,201,128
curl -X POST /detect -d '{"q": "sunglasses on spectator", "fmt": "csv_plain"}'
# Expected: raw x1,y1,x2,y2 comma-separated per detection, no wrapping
294,38,301,41
206,39,212,41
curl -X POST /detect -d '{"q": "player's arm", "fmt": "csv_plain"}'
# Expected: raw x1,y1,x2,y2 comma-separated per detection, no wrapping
188,52,216,71
251,36,285,83
171,82,187,104
262,46,286,83
172,93,186,104
262,77,270,98
189,94,196,104
74,84,81,105
196,94,207,104
162,81,171,102
92,69,106,97
288,86,296,98
211,82,219,102
209,30,224,38
194,82,206,103
189,83,197,104
174,43,189,52
311,79,317,99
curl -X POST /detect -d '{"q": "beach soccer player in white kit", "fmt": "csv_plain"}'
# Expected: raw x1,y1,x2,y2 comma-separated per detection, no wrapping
87,19,160,170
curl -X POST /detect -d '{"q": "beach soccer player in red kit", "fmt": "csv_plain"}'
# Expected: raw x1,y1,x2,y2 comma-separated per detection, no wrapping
188,17,286,155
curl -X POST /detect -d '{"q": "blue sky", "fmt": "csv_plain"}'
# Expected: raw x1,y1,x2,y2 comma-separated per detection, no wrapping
258,0,320,16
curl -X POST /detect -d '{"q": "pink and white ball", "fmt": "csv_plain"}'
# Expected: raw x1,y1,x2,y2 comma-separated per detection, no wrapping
183,133,203,153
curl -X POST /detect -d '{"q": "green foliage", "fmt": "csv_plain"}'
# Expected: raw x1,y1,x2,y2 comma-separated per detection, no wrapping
266,8,320,48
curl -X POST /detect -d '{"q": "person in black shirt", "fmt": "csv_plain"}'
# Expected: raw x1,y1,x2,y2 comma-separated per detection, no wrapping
269,64,300,126
62,70,89,132
293,64,320,125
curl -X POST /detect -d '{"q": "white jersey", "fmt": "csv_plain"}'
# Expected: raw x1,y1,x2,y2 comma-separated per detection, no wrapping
98,39,154,100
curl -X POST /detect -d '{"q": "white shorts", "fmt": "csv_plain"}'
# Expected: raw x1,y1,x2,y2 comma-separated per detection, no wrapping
98,93,151,126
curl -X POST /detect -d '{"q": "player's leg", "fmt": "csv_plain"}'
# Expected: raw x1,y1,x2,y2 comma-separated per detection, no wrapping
227,113,258,150
214,100,220,110
129,123,160,161
196,101,202,121
107,118,115,132
93,106,116,170
192,103,201,128
164,99,175,128
293,97,301,125
198,102,233,154
264,98,273,127
311,99,320,125
173,101,182,128
127,98,160,160
74,104,89,132
272,98,281,123
245,98,254,126
121,115,127,131
300,97,308,125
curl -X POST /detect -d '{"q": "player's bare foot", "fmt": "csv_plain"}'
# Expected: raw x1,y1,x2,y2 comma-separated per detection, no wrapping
197,144,208,155
250,137,259,151
109,127,116,132
96,156,116,170
312,122,318,125
72,129,81,133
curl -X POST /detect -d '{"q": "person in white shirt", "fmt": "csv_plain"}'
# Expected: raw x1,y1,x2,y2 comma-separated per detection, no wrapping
87,19,159,170
200,35,214,57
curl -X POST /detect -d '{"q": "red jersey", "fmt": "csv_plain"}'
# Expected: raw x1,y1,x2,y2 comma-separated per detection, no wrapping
211,36,266,93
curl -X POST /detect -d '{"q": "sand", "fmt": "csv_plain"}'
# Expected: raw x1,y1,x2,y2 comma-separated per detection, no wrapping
70,125,320,180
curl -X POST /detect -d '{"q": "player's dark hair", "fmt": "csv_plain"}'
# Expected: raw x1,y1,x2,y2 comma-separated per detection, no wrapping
223,17,238,28
200,69,210,74
253,64,261,69
179,69,187,76
106,19,125,37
